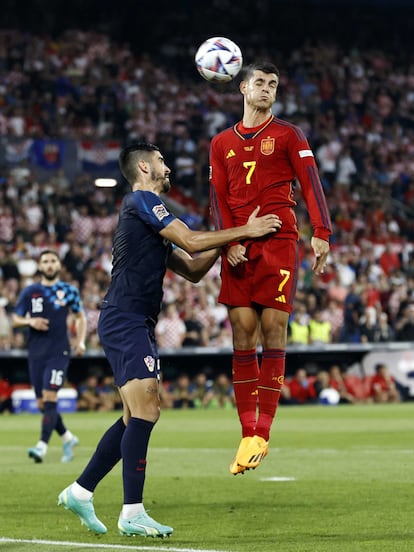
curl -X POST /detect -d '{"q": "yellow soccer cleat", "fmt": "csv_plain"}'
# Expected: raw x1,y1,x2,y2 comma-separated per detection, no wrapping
229,436,252,475
237,435,269,470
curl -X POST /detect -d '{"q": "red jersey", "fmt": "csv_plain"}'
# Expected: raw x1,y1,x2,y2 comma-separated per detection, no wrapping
209,115,332,242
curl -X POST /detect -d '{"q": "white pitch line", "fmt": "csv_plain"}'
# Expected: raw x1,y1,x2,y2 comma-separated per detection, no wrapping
0,538,232,552
260,476,296,482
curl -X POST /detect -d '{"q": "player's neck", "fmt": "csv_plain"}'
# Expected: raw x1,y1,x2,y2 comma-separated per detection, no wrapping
242,108,273,129
41,277,59,286
132,182,160,196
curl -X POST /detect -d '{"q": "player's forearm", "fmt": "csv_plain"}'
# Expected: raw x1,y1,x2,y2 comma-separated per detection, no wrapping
74,313,87,346
11,314,31,328
168,248,220,283
181,225,255,254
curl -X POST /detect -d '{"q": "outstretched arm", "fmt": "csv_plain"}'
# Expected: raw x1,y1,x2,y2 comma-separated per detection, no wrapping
160,206,281,254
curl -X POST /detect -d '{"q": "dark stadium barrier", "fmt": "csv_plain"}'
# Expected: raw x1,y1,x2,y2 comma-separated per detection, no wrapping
1,343,413,399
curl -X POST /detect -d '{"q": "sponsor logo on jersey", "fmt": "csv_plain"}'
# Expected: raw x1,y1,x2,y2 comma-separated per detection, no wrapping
260,137,275,155
226,149,236,159
298,149,314,158
274,294,286,303
152,204,169,221
144,355,155,372
244,146,254,151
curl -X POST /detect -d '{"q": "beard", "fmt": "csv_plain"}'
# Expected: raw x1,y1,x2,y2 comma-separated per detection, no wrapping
161,178,171,193
151,168,171,193
39,270,59,281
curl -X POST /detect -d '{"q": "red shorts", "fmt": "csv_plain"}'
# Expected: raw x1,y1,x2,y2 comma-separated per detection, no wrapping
218,238,299,313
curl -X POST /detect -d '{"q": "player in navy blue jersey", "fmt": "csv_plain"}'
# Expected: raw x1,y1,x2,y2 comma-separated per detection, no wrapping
58,142,281,538
12,250,87,463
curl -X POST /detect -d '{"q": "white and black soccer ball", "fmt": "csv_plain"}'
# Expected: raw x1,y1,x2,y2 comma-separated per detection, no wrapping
319,388,340,405
195,37,243,83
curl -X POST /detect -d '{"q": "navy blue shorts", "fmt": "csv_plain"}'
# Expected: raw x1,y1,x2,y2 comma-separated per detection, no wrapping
98,306,160,387
28,354,70,398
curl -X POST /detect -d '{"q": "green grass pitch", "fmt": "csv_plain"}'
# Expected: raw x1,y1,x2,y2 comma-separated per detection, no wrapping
1,403,414,551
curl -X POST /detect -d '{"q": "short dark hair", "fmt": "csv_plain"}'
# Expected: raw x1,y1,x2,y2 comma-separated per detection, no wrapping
119,142,160,183
241,61,280,81
38,249,60,262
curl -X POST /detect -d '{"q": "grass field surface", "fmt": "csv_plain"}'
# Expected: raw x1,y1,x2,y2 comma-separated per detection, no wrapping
1,403,413,551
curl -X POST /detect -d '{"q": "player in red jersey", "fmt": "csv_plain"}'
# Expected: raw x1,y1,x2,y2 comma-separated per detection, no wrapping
209,61,332,474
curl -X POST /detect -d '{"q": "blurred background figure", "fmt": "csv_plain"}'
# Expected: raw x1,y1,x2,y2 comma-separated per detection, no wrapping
328,365,358,404
0,371,13,414
284,368,317,405
370,363,401,403
212,373,235,409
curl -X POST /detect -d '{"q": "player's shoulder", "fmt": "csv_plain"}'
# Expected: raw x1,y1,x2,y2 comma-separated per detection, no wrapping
211,125,234,143
130,189,162,206
56,280,79,294
21,282,41,294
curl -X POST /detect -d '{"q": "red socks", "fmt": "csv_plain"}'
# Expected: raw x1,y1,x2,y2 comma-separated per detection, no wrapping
256,349,286,441
232,349,259,437
233,348,286,440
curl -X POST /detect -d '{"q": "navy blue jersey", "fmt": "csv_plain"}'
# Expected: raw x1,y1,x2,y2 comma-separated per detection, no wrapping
14,281,83,357
101,190,176,320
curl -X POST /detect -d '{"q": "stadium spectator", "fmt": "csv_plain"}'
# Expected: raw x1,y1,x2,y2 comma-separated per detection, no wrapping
394,303,414,342
313,370,331,399
0,371,13,414
97,375,122,412
77,373,104,412
370,363,401,403
358,306,381,343
288,305,310,345
308,309,332,345
320,299,344,343
328,365,358,404
182,302,208,347
190,372,215,409
155,302,186,349
212,373,235,409
168,373,195,409
285,368,317,405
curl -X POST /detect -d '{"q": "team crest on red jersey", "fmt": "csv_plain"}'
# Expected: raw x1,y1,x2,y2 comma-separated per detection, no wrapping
260,137,275,156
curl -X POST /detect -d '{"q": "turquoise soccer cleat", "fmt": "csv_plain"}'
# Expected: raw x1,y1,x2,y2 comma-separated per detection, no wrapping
28,446,45,463
58,485,107,534
61,435,79,463
118,510,173,538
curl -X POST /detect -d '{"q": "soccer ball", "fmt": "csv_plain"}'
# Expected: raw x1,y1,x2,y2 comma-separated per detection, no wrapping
319,388,340,405
195,37,243,83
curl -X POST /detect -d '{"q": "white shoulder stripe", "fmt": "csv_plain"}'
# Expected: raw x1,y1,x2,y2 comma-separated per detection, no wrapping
299,149,314,158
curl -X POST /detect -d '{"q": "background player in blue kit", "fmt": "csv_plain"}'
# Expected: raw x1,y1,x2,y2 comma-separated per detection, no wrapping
58,142,281,538
12,250,87,463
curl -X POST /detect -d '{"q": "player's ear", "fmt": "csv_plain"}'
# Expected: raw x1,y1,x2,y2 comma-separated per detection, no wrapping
138,158,150,174
239,80,246,95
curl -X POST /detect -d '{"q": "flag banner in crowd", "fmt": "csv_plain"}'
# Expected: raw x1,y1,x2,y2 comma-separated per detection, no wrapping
30,139,65,169
78,141,121,172
4,139,34,164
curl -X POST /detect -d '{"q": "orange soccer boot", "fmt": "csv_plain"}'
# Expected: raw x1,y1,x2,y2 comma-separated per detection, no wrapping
229,436,253,475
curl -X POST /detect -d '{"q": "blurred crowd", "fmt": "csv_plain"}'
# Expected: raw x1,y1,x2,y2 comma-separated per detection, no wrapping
0,360,401,415
0,28,414,357
281,362,402,405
